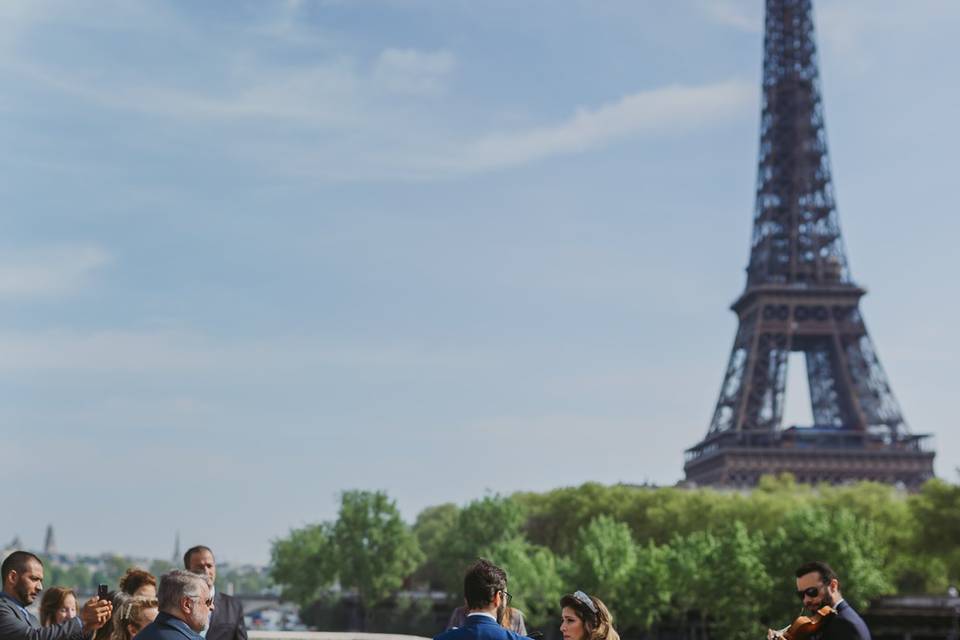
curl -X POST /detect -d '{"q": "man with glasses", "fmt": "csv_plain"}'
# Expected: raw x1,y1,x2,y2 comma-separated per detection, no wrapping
435,559,528,640
136,571,214,640
780,561,871,640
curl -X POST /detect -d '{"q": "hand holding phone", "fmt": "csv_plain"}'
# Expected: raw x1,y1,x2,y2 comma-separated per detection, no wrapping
97,584,109,602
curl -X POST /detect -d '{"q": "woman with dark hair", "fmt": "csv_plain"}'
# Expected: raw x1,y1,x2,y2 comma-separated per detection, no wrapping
39,587,78,626
118,568,157,598
559,591,619,640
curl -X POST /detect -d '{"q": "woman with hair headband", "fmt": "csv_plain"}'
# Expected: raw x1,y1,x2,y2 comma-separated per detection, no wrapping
559,591,619,640
110,593,159,640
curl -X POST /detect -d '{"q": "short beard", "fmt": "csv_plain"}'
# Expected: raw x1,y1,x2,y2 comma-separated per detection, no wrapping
15,583,32,605
806,597,830,613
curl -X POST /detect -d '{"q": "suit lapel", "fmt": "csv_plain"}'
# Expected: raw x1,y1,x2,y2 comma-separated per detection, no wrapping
1,595,38,628
209,592,224,627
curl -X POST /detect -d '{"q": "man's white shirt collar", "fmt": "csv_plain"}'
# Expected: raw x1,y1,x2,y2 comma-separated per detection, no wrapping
466,612,497,621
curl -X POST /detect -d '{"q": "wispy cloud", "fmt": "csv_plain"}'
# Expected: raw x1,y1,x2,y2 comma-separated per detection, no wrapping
373,48,456,95
697,0,762,33
2,0,755,183
0,329,501,374
264,79,756,181
442,80,756,174
0,246,110,298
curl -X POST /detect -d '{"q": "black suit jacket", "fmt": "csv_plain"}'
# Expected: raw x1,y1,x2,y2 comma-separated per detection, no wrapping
818,601,870,640
0,595,84,640
831,601,870,640
205,593,246,640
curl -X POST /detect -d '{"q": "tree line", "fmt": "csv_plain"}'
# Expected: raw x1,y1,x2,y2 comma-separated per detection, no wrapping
41,556,273,597
270,475,960,640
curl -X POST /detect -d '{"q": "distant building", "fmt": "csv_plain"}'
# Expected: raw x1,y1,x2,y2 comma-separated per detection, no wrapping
44,525,57,556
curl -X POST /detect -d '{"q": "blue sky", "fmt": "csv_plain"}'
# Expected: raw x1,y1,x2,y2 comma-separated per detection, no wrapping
2,0,958,565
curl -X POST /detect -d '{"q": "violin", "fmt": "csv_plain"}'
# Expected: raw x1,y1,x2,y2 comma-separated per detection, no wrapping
767,605,836,640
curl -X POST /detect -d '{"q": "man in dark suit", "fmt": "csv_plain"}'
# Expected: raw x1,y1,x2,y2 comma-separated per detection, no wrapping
136,570,213,640
793,560,871,640
183,547,245,640
434,560,528,640
0,551,111,640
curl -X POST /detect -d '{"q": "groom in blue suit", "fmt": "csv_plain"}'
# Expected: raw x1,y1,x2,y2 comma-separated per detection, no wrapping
434,560,528,640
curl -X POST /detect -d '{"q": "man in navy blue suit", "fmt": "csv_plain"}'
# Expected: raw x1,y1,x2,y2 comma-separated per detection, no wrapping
434,560,528,640
789,561,871,640
136,571,214,640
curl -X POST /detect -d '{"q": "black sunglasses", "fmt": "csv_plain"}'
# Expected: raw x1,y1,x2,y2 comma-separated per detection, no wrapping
500,590,512,606
796,586,822,600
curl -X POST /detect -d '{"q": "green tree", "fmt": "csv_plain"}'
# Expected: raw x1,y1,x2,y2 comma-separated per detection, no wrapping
411,503,459,589
909,479,960,583
763,506,893,623
41,562,92,593
271,490,422,627
433,495,525,593
517,483,645,553
665,527,720,638
332,489,423,628
569,516,637,611
149,560,175,578
270,522,337,606
482,537,567,630
218,566,274,595
665,522,772,640
621,541,672,632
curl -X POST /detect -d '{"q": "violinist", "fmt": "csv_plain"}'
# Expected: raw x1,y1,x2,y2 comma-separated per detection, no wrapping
792,561,871,640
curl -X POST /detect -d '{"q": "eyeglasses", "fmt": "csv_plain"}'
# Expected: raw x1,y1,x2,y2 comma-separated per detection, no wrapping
573,590,598,615
500,590,512,606
796,586,823,600
189,596,214,607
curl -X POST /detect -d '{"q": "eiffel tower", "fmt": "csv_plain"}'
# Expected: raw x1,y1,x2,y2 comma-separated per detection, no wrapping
684,0,935,488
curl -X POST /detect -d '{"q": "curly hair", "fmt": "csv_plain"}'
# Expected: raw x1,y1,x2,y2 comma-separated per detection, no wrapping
118,568,157,596
560,592,619,640
39,587,77,627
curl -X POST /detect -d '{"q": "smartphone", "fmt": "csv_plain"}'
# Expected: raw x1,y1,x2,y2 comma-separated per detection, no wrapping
97,584,109,601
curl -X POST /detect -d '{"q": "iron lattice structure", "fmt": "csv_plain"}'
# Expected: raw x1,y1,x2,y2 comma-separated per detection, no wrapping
683,0,934,488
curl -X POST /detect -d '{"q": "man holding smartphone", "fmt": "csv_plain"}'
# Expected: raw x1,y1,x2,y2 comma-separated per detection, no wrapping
0,552,112,640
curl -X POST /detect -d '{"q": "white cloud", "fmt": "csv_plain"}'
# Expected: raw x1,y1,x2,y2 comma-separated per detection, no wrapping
0,329,500,374
1,0,756,183
434,80,756,174
8,57,366,128
698,0,762,33
0,246,110,298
